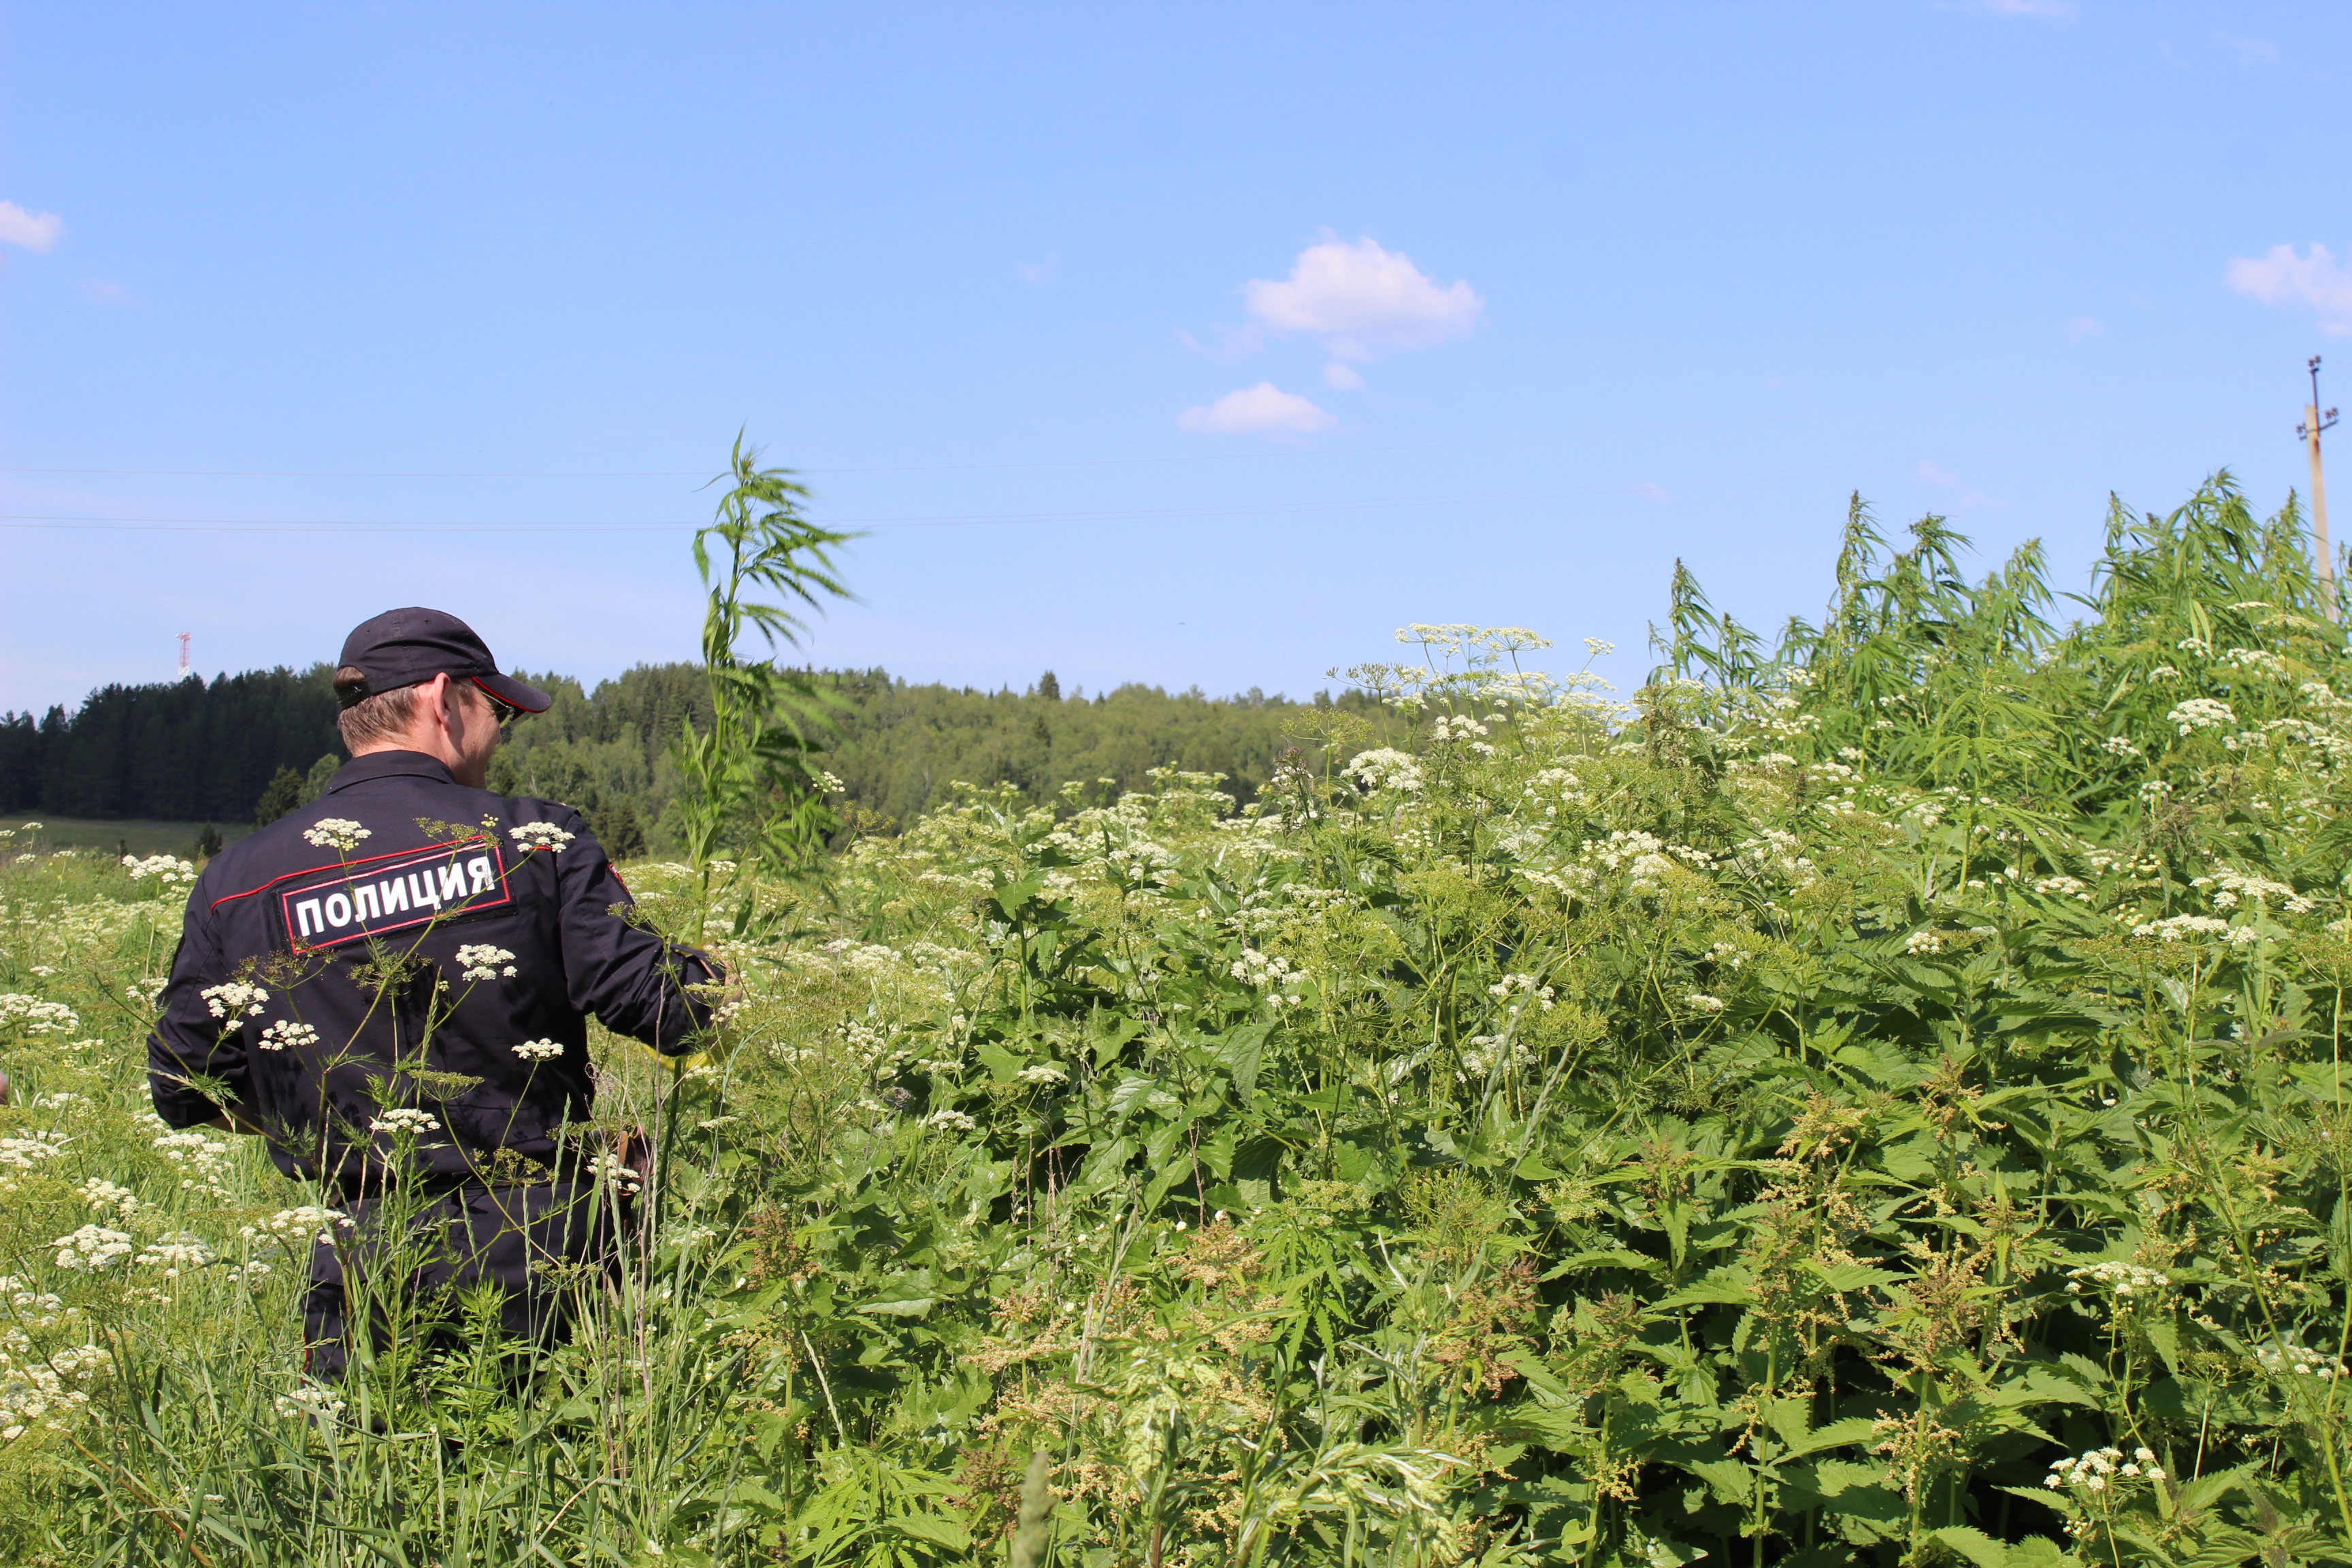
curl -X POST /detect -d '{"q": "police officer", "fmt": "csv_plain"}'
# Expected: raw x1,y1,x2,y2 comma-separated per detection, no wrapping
146,607,723,1376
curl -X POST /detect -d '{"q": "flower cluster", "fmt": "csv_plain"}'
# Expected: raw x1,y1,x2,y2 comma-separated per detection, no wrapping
1018,1062,1070,1086
2255,1337,2347,1381
121,854,197,885
0,994,80,1035
78,1179,138,1218
1428,714,1490,743
0,1133,67,1173
2065,1260,2172,1298
133,1238,216,1277
1104,840,1177,887
51,1225,134,1271
369,1109,442,1137
274,1382,348,1422
1489,973,1557,1011
456,944,518,982
0,1339,109,1442
2218,645,2289,676
240,1206,353,1247
152,1130,233,1193
1345,749,1423,794
509,821,576,853
1904,930,1946,956
2191,868,2315,914
257,1019,319,1051
1683,992,1727,1013
1460,1034,1536,1076
585,1151,643,1195
1229,947,1309,1007
301,818,372,852
2046,1446,2161,1492
512,1039,564,1061
199,981,269,1019
2129,914,2256,946
922,1108,977,1134
2168,698,2237,735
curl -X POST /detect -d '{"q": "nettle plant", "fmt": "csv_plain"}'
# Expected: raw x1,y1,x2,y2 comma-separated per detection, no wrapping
4,471,2352,1565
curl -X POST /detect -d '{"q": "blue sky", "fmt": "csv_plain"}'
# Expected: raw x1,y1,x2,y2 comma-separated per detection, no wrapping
6,1,2352,714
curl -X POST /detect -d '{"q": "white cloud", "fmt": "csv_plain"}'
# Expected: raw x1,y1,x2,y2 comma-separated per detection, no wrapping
1018,251,1058,286
1176,382,1336,436
1980,0,2076,18
77,278,133,306
2063,315,2105,340
1322,362,1364,391
1918,459,1991,510
2221,35,2279,65
0,201,64,252
1243,235,1482,363
2226,243,2352,335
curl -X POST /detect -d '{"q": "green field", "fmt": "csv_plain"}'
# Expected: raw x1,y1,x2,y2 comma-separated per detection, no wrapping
0,815,252,860
5,476,2352,1565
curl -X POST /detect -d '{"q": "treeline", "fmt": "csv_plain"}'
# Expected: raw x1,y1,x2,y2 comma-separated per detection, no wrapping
0,667,346,825
1,663,1368,851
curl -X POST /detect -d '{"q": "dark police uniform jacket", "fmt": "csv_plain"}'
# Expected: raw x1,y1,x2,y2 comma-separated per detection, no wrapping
146,750,717,1194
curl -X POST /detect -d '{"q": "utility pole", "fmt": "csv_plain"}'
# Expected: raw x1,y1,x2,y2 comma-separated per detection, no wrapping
2301,356,2340,621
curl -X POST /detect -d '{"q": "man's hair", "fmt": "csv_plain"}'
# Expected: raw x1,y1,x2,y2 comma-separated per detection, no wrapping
334,666,422,751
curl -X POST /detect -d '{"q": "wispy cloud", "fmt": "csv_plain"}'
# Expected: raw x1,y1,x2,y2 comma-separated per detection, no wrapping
2064,316,2105,341
1176,382,1336,436
2226,243,2352,335
2221,35,2279,65
1918,459,1992,510
1322,363,1364,391
1017,251,1058,286
0,201,65,252
1242,234,1483,364
77,278,135,306
1980,0,2076,18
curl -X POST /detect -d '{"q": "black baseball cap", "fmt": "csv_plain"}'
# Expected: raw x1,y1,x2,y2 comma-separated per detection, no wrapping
335,608,551,715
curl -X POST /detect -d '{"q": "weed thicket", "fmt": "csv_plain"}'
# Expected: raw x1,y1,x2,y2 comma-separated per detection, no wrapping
5,474,2352,1565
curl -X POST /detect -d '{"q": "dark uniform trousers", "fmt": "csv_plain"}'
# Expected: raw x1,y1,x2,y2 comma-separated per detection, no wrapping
304,1179,618,1380
146,749,715,1383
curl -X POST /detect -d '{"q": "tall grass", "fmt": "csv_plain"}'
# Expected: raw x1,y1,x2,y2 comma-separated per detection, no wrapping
3,472,2352,1565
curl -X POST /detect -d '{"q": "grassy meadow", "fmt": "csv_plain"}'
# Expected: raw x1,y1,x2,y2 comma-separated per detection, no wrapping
5,475,2352,1565
3,818,251,860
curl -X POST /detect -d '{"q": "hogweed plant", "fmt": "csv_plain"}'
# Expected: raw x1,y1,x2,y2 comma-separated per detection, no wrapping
10,471,2352,1563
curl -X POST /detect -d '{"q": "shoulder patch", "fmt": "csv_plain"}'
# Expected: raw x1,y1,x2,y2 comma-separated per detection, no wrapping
270,843,516,953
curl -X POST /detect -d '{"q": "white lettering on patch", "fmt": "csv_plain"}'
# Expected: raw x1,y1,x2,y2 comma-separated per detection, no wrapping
267,843,517,953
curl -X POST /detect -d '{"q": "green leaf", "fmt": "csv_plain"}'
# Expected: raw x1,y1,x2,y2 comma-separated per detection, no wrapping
885,1513,973,1551
1927,1526,2013,1567
1657,1266,1754,1309
1783,1416,1880,1458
